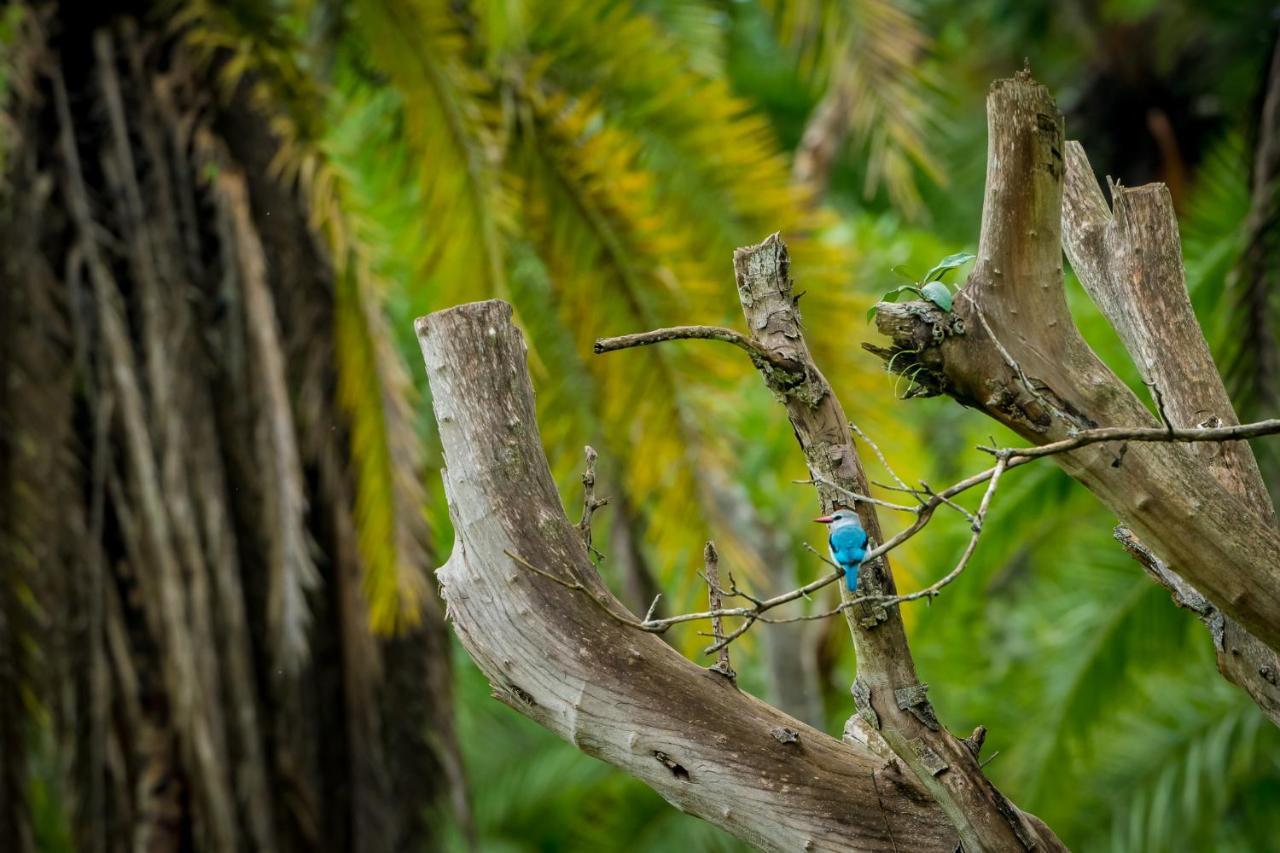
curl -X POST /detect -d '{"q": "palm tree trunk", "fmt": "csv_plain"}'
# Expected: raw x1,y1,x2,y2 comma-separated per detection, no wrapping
0,7,463,850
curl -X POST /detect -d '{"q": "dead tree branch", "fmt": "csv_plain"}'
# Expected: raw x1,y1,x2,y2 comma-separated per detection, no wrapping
416,300,957,852
703,542,735,681
577,445,608,555
726,235,1061,850
1060,142,1280,725
866,73,1280,689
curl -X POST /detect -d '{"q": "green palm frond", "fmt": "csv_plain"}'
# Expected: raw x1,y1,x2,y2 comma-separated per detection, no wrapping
350,0,511,305
1181,133,1250,335
524,0,833,259
764,0,945,217
1079,675,1280,851
335,264,432,631
633,0,728,78
1004,535,1200,813
515,81,759,618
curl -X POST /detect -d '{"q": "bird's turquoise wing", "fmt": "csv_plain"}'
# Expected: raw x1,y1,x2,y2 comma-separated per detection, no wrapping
829,525,868,591
830,525,867,556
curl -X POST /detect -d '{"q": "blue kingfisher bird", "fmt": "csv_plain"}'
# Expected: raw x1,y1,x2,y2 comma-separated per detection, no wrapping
815,508,868,592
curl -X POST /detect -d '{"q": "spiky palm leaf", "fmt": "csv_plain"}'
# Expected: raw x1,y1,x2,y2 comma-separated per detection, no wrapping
351,0,511,303
764,0,946,216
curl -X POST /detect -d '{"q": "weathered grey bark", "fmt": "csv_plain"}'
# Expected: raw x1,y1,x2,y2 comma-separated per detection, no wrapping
417,300,958,853
734,236,1063,852
867,74,1280,664
1061,143,1280,725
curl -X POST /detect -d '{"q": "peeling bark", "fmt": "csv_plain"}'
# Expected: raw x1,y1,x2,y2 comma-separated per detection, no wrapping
417,300,958,853
733,236,1062,852
867,73,1280,719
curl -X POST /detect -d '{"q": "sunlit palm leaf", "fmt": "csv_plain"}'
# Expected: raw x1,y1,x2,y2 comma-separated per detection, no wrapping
351,0,511,304
515,82,760,623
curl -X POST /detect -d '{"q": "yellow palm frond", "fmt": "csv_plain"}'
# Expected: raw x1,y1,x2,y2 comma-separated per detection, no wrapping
516,85,757,615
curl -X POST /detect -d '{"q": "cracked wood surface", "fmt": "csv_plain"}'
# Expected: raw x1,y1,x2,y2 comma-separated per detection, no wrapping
416,300,957,852
868,73,1280,666
735,236,1063,852
1061,142,1280,725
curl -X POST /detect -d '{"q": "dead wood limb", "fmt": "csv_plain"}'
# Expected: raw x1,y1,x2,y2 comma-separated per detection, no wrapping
1060,143,1280,725
732,235,1062,852
867,73,1280,669
417,300,956,852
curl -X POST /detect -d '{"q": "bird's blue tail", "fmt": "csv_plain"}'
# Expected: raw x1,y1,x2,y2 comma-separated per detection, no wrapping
844,561,861,592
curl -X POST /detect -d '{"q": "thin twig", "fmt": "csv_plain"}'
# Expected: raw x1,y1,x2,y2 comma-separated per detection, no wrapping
703,542,735,679
976,418,1280,459
872,479,928,497
885,457,1008,606
576,445,608,558
919,481,976,524
594,325,799,373
799,476,918,513
512,409,1280,653
850,421,918,501
503,549,645,629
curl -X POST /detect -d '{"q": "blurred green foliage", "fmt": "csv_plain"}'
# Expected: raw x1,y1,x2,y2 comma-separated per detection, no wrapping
389,1,1274,849
341,1,1276,849
37,0,1274,850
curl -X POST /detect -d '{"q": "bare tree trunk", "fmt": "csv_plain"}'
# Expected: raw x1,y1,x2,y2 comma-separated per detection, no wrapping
868,72,1280,723
417,300,958,852
0,9,464,850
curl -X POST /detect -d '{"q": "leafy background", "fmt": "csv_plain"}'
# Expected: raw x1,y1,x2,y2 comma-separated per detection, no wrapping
11,0,1280,850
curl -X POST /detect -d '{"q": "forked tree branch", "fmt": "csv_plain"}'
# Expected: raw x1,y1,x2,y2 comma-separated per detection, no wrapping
725,235,1061,851
1060,141,1280,725
587,235,1065,849
866,73,1280,680
416,71,1280,852
416,300,957,852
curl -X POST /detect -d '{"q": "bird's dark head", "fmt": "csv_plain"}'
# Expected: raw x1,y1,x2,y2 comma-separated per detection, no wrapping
814,508,860,525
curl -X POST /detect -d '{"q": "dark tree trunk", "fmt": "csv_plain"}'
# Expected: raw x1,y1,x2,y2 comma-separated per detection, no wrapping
1236,32,1280,504
0,6,463,851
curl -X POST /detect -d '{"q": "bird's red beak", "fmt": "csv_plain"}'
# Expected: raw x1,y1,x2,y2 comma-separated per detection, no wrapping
813,515,834,523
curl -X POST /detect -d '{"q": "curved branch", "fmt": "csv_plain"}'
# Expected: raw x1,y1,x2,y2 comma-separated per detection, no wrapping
593,324,798,374
416,300,956,852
